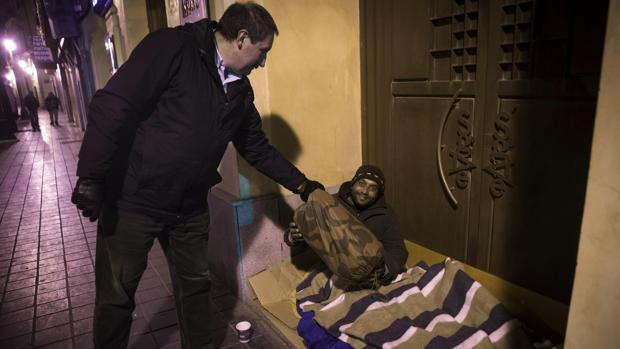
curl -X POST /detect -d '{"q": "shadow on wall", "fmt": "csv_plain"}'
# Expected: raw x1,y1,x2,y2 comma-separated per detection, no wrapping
237,112,303,230
208,113,313,300
236,113,303,198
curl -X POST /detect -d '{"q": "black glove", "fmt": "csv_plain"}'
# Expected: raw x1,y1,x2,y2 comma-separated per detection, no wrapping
299,179,325,202
283,222,305,247
71,178,104,222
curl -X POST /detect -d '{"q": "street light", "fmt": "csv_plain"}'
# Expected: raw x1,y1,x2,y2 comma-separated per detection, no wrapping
4,71,15,87
2,39,16,59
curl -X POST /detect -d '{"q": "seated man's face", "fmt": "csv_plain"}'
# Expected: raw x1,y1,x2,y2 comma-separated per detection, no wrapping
351,178,380,209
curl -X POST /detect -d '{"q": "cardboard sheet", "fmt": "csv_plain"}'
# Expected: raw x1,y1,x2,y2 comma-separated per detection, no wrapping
248,251,320,328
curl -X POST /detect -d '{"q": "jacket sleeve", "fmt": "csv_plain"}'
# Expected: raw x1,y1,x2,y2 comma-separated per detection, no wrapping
76,29,183,179
379,208,408,281
232,101,306,192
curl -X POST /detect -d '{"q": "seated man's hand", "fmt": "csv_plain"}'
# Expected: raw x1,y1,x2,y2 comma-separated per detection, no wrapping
284,222,306,246
298,179,325,202
71,178,104,222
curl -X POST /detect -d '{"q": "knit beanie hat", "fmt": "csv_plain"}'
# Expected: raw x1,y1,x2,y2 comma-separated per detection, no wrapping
352,165,385,194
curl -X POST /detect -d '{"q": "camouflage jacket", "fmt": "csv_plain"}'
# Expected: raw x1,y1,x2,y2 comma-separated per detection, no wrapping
336,181,408,282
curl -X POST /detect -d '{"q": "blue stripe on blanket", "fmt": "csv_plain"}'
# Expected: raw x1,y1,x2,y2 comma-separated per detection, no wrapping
297,272,334,305
415,262,446,289
414,260,430,270
326,262,446,335
442,270,475,317
410,309,445,328
363,310,442,345
424,325,478,349
479,304,514,334
297,267,324,292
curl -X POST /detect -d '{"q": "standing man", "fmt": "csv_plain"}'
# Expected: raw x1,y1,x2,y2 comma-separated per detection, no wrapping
44,91,60,126
71,3,323,348
23,90,40,131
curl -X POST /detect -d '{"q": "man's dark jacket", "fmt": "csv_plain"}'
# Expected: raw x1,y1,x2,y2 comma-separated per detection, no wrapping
337,181,408,282
24,93,39,112
45,94,59,110
77,19,305,217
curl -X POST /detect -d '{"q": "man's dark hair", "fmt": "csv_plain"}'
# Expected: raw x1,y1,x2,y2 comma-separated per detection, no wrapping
217,2,279,43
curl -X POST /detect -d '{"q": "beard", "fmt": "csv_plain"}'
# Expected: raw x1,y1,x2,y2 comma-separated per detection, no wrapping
352,193,374,209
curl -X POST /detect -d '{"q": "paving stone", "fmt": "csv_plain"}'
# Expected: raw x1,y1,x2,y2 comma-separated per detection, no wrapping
128,333,158,349
0,318,33,340
71,303,94,321
152,325,180,347
0,306,34,326
0,295,35,313
36,310,70,331
0,333,32,349
34,323,72,347
37,298,69,317
74,332,94,349
37,288,68,305
72,317,93,335
4,285,36,301
37,338,73,349
70,291,95,307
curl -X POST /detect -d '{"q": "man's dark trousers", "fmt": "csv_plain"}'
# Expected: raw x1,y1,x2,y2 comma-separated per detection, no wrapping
29,109,40,130
49,108,59,125
94,207,213,349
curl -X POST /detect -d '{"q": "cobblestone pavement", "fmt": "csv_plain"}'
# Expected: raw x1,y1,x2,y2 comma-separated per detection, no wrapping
0,111,292,349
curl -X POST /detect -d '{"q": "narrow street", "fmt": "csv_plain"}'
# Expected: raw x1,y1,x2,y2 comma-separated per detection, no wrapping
0,111,290,348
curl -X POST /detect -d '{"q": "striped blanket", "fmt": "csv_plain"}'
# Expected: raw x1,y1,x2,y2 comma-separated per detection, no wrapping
296,259,532,349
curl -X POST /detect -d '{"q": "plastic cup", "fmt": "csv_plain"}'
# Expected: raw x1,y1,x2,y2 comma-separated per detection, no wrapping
235,321,253,343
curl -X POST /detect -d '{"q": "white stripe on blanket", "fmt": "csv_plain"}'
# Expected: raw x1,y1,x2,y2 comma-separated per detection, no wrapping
453,318,521,348
490,319,520,343
421,281,483,333
321,294,346,311
298,277,336,310
426,313,455,331
422,268,446,296
366,268,446,312
367,285,421,312
299,300,315,309
382,327,418,349
454,329,488,349
338,324,353,343
455,282,481,323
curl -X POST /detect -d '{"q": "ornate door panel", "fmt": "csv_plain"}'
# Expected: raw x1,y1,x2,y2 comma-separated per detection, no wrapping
476,99,595,303
473,0,604,303
362,0,607,303
392,97,479,260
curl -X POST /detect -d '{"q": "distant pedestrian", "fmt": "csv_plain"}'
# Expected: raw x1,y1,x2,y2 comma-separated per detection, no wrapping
45,92,60,126
23,91,40,132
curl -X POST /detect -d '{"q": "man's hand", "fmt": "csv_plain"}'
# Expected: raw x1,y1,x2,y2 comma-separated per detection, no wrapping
283,222,305,246
298,179,325,202
71,178,104,222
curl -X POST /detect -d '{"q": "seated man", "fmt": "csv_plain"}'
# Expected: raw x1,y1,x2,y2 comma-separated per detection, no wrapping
286,165,408,286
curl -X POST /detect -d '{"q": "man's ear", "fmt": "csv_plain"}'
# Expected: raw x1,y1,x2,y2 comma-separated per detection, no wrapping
236,29,249,49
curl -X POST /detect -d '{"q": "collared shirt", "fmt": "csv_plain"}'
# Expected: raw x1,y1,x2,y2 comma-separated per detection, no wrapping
215,45,242,93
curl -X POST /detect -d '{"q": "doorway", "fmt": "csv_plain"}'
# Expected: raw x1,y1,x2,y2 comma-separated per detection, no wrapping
361,0,609,304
